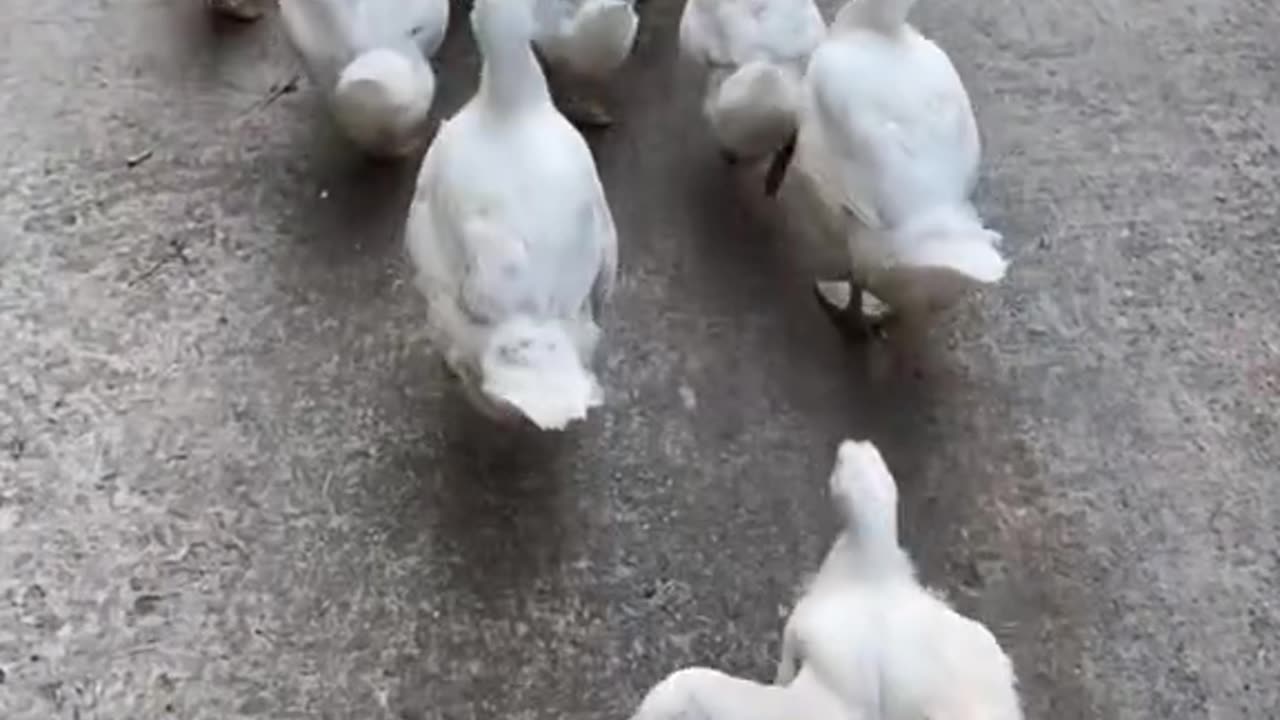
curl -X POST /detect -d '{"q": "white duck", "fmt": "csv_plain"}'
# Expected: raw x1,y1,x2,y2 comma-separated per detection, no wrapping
783,0,1006,337
678,0,825,163
775,440,1024,720
532,0,640,128
404,0,619,431
279,0,449,157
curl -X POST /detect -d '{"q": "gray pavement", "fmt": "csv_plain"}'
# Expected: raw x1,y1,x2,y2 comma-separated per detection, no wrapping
1,0,1277,718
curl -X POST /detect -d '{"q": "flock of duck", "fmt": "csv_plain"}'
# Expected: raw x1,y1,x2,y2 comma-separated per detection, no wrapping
212,0,1021,717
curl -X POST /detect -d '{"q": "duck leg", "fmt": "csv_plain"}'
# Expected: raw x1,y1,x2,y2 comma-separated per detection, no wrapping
814,277,891,340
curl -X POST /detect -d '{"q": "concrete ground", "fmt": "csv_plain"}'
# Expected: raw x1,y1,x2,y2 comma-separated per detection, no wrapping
1,0,1276,718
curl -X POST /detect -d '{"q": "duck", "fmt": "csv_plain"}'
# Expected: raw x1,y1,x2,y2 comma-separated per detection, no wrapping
279,0,449,157
404,0,619,431
781,0,1006,337
532,0,640,128
678,0,825,164
775,440,1024,720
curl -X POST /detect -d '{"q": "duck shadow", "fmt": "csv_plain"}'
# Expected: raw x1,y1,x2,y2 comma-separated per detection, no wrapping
166,0,280,91
375,356,588,605
288,130,421,263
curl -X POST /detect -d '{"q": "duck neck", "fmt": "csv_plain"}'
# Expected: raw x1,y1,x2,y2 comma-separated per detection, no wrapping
474,3,550,112
479,47,549,112
835,0,917,34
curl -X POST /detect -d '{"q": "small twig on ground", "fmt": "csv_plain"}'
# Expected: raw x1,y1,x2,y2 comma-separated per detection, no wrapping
263,74,300,107
243,73,300,116
125,148,154,168
128,237,192,287
129,258,172,287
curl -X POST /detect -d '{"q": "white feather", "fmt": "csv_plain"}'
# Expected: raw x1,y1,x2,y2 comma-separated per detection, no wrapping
405,0,618,431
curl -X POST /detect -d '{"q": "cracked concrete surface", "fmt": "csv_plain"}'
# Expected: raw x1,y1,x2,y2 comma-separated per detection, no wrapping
1,0,1277,718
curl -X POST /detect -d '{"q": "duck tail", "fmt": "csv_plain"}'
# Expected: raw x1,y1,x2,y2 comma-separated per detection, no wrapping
709,61,799,159
882,204,1006,308
332,49,434,153
480,316,603,431
567,0,639,74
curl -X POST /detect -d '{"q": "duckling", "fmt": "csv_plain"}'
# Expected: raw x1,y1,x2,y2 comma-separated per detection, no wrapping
533,0,640,128
678,0,825,163
208,0,266,22
784,0,1006,337
776,440,1024,720
279,0,449,157
404,0,619,431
